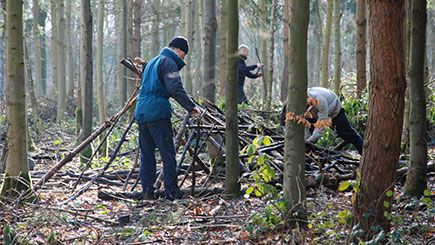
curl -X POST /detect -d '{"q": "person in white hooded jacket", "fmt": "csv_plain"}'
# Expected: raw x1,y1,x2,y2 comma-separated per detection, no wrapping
305,87,364,154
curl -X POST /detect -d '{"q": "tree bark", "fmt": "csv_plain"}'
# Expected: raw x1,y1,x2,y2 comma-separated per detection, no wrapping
133,0,143,59
56,0,66,122
80,0,93,157
193,0,203,98
218,0,227,97
332,0,341,95
203,0,217,103
39,8,48,95
225,0,240,196
280,0,289,102
284,0,309,223
151,0,160,57
97,0,107,157
259,0,268,108
50,0,58,95
66,0,75,98
352,0,406,241
117,0,127,107
265,0,276,111
184,0,194,94
356,0,367,97
32,0,42,97
0,0,32,197
321,0,333,88
405,0,427,197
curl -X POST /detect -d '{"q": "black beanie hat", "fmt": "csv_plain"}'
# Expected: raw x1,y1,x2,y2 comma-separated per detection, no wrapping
168,36,189,54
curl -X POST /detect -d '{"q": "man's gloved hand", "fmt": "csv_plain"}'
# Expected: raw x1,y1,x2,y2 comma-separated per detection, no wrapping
257,73,263,77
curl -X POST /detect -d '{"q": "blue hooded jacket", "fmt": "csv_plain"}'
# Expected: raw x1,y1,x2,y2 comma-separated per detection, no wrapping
135,48,195,123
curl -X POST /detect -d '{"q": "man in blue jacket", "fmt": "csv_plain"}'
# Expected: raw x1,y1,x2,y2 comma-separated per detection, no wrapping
135,36,200,200
238,45,264,105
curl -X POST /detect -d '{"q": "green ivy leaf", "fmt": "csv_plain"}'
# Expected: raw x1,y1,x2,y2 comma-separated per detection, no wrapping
383,201,390,208
247,145,257,156
263,136,271,146
246,186,254,195
423,189,430,196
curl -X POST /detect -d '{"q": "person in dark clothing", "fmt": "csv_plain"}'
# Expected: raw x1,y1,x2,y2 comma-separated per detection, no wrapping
238,45,264,105
135,36,200,200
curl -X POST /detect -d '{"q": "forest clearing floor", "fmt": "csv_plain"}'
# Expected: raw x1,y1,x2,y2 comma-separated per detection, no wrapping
1,119,435,244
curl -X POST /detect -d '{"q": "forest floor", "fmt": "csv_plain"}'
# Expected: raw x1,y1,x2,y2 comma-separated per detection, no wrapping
1,115,435,244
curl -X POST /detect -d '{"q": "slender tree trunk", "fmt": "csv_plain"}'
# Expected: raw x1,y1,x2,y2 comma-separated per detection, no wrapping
259,0,268,107
80,0,93,158
218,0,227,97
314,0,323,86
50,0,58,95
39,9,47,95
117,0,127,106
151,0,160,57
97,0,107,157
57,0,66,122
24,40,41,136
281,0,289,102
66,0,75,98
402,0,412,152
0,0,32,197
193,0,203,98
265,0,276,111
321,0,333,88
405,0,427,197
32,0,42,97
332,0,341,95
133,0,143,58
126,0,134,100
225,0,240,196
203,0,217,103
356,0,367,97
284,0,309,224
184,0,194,94
352,0,406,241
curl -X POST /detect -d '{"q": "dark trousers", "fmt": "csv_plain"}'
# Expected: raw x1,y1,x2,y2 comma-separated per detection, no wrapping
238,85,249,105
332,109,364,154
138,118,180,197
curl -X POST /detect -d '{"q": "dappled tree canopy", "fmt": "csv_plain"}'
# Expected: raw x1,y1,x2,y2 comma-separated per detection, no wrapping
0,0,434,243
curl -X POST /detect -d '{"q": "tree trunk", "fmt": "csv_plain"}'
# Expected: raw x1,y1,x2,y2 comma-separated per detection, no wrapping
356,0,367,97
80,0,93,160
151,0,160,57
39,8,47,95
193,0,203,98
24,40,41,136
184,0,194,94
402,0,412,152
332,0,341,95
218,0,226,97
32,0,42,97
203,0,217,103
116,0,127,106
405,0,427,197
265,0,276,111
259,0,268,108
281,0,289,102
133,0,143,59
284,0,309,224
57,0,66,122
225,0,240,196
66,0,75,98
314,0,323,86
0,0,32,198
321,0,333,88
352,0,406,241
50,0,58,95
126,0,134,101
97,0,107,157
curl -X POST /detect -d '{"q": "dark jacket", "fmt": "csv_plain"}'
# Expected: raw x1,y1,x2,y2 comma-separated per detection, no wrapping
135,48,195,123
238,55,258,104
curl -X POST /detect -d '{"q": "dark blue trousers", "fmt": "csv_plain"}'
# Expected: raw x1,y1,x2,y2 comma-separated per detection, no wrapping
332,109,364,154
138,118,181,198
